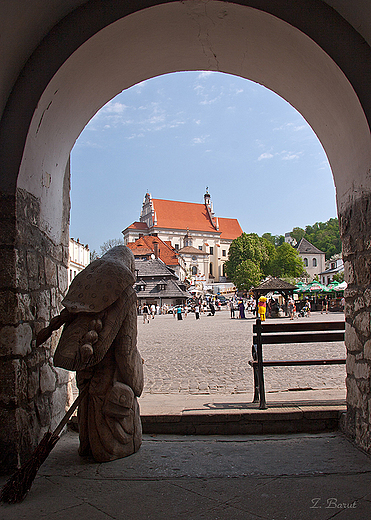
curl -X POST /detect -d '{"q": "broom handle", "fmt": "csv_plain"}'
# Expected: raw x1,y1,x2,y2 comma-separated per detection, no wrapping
52,385,89,438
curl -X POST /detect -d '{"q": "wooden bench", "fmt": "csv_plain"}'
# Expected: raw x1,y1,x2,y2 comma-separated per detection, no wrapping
248,319,346,409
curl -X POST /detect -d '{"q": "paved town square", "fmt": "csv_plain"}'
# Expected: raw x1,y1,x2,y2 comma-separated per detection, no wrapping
137,309,346,397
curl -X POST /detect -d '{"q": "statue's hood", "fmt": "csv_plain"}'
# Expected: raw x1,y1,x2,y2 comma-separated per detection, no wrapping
62,246,136,314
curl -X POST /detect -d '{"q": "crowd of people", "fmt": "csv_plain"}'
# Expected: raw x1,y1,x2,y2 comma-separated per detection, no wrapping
138,294,345,324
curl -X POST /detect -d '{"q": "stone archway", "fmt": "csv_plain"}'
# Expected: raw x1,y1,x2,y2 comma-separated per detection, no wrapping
1,0,371,471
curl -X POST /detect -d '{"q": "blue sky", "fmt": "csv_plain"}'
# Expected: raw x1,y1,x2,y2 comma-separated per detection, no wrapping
70,71,337,253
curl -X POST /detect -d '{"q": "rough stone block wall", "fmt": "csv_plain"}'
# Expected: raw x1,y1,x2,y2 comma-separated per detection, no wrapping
340,193,371,452
0,184,70,474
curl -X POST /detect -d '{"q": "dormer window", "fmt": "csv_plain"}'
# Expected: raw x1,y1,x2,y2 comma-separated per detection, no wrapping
157,280,167,291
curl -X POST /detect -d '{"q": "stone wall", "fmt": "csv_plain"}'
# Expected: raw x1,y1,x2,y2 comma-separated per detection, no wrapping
340,192,371,452
0,163,70,474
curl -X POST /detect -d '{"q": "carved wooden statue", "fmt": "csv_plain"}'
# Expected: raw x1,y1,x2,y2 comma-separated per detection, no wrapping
39,246,144,462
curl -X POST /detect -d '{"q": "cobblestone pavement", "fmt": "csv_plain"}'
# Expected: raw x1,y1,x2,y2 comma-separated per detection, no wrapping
137,309,346,396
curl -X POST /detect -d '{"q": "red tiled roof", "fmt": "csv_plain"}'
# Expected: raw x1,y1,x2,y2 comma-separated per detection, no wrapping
218,217,243,240
152,199,218,233
126,221,149,231
127,236,180,266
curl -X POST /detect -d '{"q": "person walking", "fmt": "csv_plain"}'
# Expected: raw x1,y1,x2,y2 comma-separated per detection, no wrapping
142,303,150,324
177,305,183,320
238,300,246,319
228,299,235,319
195,304,200,320
150,304,156,319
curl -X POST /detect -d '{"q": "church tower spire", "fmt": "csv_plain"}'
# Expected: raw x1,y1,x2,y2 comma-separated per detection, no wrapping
204,188,218,230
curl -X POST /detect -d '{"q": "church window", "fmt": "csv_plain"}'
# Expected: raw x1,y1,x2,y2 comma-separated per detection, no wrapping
198,246,203,251
222,250,226,256
303,258,308,267
209,262,213,276
192,266,197,275
312,258,317,267
210,246,214,255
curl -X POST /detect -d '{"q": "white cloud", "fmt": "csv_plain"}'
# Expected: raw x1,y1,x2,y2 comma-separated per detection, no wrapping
258,152,274,160
105,102,128,114
282,151,303,160
192,135,209,144
273,122,307,132
198,71,213,79
200,96,221,105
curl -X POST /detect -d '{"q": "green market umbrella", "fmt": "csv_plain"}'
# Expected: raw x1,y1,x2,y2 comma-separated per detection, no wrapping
306,281,326,292
294,282,308,293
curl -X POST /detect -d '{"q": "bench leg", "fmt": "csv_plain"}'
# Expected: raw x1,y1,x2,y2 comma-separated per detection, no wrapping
252,364,260,403
257,362,267,409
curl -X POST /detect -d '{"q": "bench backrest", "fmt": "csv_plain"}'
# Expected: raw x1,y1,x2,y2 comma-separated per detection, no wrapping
253,321,345,345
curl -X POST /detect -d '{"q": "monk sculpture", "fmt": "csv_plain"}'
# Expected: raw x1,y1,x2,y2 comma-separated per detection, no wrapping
38,246,144,462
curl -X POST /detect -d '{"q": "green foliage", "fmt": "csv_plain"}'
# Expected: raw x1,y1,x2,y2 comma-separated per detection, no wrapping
303,218,341,259
332,271,344,282
233,260,262,291
262,233,285,247
291,227,305,243
225,233,303,290
225,233,274,290
269,243,305,278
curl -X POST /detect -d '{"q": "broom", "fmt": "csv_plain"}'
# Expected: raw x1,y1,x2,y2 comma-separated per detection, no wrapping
0,386,87,504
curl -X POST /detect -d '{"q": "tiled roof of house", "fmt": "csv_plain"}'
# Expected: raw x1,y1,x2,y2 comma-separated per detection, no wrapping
218,217,243,240
125,221,149,231
150,199,242,240
151,199,218,233
135,258,176,278
297,238,325,255
127,236,179,266
134,258,190,300
178,246,209,255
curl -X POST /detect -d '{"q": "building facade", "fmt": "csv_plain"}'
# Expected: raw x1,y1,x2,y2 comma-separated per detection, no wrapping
296,238,326,280
68,238,90,285
134,258,190,308
122,191,242,285
127,235,187,281
319,256,344,285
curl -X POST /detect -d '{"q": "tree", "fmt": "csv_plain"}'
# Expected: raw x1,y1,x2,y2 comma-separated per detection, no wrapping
332,271,344,282
90,249,99,262
100,238,124,256
233,260,262,291
269,242,305,278
304,218,341,259
225,233,274,290
262,233,285,248
290,227,305,244
89,238,125,263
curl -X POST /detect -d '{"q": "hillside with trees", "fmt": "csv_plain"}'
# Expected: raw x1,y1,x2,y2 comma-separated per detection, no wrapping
263,218,341,260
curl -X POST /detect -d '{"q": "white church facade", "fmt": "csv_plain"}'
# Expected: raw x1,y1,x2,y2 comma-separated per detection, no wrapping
122,191,243,285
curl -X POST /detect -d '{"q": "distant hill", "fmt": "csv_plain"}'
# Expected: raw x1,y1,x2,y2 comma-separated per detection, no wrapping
264,218,341,260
